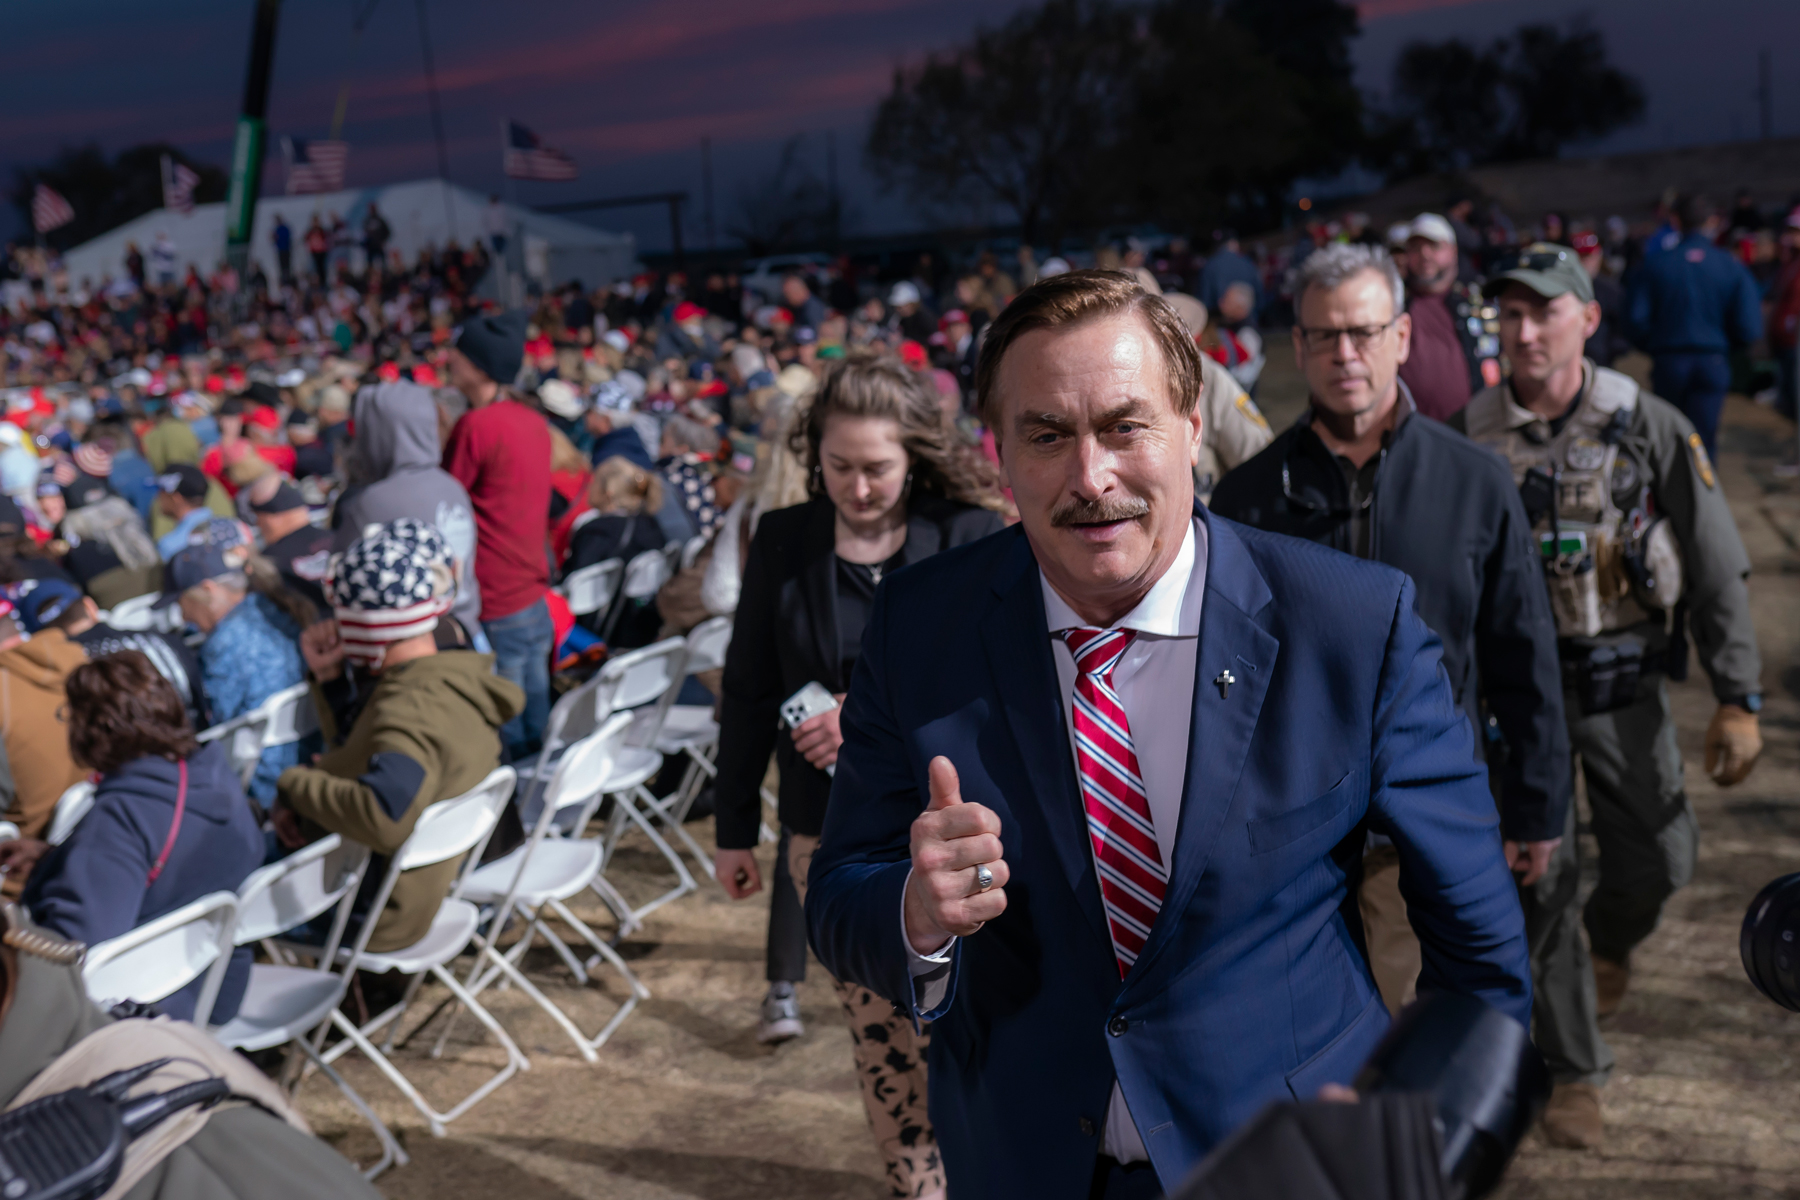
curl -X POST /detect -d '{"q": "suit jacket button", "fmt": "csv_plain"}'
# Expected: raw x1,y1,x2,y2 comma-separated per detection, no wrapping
1079,1116,1096,1137
1108,1016,1129,1037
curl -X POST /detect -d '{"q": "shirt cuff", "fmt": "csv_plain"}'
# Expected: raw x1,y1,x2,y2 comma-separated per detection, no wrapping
899,869,955,1010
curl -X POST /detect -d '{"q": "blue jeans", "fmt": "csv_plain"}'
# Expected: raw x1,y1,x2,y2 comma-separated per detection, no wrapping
483,596,553,758
1652,351,1731,461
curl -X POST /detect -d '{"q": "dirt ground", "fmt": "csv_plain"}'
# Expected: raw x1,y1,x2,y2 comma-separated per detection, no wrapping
295,354,1800,1198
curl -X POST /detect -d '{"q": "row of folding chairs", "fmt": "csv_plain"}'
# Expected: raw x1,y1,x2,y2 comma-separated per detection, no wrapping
555,536,703,645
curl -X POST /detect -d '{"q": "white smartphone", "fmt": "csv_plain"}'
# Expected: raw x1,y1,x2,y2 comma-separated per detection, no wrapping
781,682,841,777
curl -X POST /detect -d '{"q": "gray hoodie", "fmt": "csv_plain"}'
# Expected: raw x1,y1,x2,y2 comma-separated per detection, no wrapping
332,381,483,634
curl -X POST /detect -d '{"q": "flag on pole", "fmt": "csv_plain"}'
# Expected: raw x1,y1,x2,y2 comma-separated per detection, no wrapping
162,155,201,214
282,137,349,195
31,184,74,234
503,121,578,181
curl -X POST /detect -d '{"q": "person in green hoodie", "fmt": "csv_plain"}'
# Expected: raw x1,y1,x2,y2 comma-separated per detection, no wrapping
272,518,522,953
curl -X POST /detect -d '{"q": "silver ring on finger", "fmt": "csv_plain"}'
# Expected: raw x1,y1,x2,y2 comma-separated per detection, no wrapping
974,863,994,893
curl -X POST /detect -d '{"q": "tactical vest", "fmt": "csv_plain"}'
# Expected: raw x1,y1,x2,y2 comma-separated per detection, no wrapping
1464,364,1682,640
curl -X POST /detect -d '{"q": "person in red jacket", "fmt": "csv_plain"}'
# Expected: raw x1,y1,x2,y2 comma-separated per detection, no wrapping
444,310,555,756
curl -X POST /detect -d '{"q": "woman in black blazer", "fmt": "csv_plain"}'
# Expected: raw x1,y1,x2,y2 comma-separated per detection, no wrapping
714,352,1001,1200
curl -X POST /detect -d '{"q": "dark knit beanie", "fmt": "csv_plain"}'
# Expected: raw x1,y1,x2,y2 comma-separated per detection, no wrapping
452,311,528,387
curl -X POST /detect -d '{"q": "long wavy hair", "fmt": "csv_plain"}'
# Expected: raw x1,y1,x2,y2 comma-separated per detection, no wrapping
789,352,1000,511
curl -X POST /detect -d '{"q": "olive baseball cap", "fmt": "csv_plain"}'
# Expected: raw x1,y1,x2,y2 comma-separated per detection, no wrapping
1491,243,1594,304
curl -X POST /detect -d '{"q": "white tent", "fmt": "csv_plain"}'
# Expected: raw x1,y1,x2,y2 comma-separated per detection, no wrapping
60,178,636,294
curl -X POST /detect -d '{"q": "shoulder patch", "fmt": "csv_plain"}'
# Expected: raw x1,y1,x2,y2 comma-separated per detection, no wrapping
1235,393,1269,432
1687,432,1716,489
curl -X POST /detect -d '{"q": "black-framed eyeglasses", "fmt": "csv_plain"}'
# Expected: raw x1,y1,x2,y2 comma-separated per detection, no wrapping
1295,317,1399,355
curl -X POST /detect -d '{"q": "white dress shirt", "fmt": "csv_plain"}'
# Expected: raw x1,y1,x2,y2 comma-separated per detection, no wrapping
906,518,1208,1164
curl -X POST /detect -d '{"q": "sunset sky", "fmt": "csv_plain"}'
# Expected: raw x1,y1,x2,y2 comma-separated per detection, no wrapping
8,0,1797,249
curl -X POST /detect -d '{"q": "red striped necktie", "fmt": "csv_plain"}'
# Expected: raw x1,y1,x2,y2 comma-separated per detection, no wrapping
1060,627,1167,979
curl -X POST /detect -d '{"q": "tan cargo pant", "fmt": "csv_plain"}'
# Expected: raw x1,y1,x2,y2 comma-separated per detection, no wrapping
788,832,945,1199
1359,843,1420,1016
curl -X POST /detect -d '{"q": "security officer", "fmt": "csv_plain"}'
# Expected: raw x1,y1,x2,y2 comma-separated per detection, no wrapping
1452,244,1764,1151
1162,292,1275,501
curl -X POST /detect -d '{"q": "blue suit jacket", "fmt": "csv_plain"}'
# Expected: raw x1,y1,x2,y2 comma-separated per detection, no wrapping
805,504,1530,1196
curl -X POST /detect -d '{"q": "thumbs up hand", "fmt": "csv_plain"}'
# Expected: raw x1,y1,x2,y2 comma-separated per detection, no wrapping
903,756,1009,954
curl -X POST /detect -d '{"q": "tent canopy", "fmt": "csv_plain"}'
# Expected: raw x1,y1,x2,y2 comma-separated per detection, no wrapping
60,179,636,293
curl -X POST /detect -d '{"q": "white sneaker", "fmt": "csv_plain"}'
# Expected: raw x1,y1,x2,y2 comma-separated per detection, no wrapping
756,984,803,1044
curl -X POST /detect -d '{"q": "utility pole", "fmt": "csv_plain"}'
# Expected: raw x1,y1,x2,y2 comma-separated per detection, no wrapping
701,136,715,251
1757,49,1774,140
225,0,282,279
414,0,457,237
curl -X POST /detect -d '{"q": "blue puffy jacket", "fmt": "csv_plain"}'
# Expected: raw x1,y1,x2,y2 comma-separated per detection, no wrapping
24,741,264,1022
1628,233,1763,353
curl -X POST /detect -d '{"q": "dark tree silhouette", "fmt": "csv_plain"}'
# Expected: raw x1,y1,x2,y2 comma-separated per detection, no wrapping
865,0,1136,242
10,143,226,249
1369,21,1645,178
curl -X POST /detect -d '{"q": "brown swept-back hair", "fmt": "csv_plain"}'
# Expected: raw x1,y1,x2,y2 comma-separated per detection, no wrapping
66,650,199,775
973,268,1205,437
790,351,1000,510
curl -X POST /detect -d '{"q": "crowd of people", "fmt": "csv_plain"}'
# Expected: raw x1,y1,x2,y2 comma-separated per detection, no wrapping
0,177,1789,1199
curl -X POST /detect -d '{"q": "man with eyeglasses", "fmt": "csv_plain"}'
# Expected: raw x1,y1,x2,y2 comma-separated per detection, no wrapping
1453,243,1763,1151
1211,240,1568,1025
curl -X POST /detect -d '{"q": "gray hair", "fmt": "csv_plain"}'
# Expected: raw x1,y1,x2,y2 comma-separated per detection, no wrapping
662,415,717,454
1291,243,1405,317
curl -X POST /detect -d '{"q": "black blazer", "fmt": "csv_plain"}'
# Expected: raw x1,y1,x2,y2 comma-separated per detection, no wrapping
713,493,1004,848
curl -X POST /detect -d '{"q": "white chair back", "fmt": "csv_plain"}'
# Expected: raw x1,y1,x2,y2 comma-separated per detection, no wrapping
680,535,708,571
620,549,671,601
560,559,624,618
681,616,733,675
198,681,317,787
232,834,370,946
83,891,238,1018
396,767,516,872
542,713,632,817
46,781,96,846
598,637,687,717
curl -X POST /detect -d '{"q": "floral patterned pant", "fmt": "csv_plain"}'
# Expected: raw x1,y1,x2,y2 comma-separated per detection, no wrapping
788,832,945,1198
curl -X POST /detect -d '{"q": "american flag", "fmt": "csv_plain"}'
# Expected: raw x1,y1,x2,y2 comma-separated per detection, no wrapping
31,184,74,234
503,121,578,181
162,155,200,214
282,137,349,195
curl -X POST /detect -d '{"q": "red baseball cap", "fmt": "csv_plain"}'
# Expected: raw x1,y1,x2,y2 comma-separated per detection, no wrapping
898,340,928,370
411,363,439,387
246,405,282,431
1572,232,1602,255
376,362,401,383
674,301,707,324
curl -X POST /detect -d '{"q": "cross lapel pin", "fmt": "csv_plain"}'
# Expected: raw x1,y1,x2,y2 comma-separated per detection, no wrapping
1214,668,1237,699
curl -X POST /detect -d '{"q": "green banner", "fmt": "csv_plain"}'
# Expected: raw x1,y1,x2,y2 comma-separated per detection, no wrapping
225,115,265,246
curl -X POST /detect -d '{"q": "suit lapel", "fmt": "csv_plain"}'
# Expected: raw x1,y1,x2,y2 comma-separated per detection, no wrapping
798,497,840,690
978,531,1111,949
1129,508,1279,988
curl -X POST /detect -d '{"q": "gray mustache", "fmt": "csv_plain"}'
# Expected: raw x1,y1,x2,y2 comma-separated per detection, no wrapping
1050,494,1151,527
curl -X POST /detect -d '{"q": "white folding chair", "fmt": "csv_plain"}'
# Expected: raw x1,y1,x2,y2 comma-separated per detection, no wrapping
204,837,407,1179
317,767,529,1137
601,548,673,642
198,681,318,790
661,541,685,578
679,534,708,571
83,891,239,1023
654,616,731,828
46,780,96,846
446,721,650,1063
557,558,624,619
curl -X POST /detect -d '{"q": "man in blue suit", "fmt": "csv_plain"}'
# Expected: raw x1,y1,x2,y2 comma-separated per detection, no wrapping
805,269,1531,1198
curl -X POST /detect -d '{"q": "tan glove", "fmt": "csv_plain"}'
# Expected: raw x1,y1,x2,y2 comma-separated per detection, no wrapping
1705,704,1763,786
